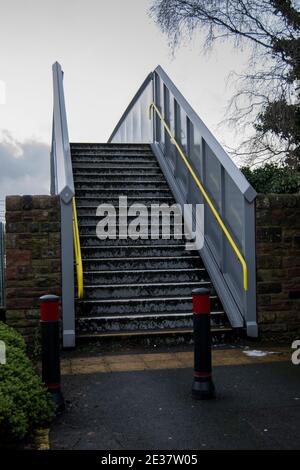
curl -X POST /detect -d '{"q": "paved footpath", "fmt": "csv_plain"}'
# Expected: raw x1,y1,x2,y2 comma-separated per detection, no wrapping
50,347,300,450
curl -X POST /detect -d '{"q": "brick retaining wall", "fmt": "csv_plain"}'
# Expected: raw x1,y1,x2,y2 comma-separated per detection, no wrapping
256,194,300,340
3,193,300,343
5,195,61,344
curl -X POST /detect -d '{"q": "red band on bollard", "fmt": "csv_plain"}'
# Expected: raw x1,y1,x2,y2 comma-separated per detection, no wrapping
192,294,210,314
40,301,59,322
47,383,60,391
194,371,212,378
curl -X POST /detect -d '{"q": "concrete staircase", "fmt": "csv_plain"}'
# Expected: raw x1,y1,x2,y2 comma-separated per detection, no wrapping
71,143,231,338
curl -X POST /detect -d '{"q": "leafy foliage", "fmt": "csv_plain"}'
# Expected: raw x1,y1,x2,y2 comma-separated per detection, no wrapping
241,163,300,193
150,0,300,165
0,322,54,443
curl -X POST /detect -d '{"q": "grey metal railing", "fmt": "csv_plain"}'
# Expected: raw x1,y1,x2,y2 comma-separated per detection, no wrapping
0,222,5,308
109,66,258,337
109,73,154,144
51,62,75,348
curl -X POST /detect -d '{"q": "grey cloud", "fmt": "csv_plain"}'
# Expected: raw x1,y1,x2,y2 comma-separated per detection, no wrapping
0,131,50,204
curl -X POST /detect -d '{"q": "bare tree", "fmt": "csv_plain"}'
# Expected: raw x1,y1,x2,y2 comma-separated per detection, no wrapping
150,0,300,166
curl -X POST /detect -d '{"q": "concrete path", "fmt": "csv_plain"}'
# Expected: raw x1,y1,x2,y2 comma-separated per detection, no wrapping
50,347,300,450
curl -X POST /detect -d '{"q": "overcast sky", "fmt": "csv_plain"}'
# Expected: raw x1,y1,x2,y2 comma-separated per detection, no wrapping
0,0,250,219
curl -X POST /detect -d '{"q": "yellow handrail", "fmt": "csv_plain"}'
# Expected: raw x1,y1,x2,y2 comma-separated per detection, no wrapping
72,197,84,299
149,102,248,291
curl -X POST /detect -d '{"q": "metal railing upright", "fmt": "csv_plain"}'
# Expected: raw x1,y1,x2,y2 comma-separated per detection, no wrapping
51,62,81,348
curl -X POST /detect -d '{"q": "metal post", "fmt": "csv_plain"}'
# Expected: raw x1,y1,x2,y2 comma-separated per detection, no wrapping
60,200,75,348
244,198,258,337
192,287,215,400
40,294,65,412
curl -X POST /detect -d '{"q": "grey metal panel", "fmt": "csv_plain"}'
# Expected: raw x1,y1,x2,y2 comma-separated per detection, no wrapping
51,62,75,348
0,223,5,308
109,78,154,144
108,73,153,143
151,143,244,329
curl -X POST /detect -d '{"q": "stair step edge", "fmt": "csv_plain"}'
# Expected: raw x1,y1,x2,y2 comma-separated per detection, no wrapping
77,295,218,303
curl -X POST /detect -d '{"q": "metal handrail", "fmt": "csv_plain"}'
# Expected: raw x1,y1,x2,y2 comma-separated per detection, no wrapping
51,61,76,348
72,197,84,299
149,102,248,291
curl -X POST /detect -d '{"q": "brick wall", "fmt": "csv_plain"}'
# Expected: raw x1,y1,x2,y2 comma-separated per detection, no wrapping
256,194,300,340
4,193,300,344
5,195,61,344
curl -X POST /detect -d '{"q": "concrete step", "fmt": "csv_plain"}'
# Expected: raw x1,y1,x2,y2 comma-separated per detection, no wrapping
76,312,229,335
78,216,183,225
72,154,156,163
76,196,175,206
76,295,223,316
80,244,198,258
79,224,185,237
75,188,172,199
73,168,163,176
83,267,208,285
77,212,182,224
75,182,169,191
72,161,160,170
73,169,162,179
74,176,166,183
76,178,170,189
83,280,210,300
82,255,202,271
70,143,151,152
80,237,189,248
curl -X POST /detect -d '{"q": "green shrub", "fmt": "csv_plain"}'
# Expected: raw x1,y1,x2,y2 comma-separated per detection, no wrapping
0,322,54,443
0,322,26,351
241,163,300,194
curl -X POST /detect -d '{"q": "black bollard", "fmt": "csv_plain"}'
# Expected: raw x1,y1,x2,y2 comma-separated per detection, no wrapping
40,294,65,412
192,287,215,400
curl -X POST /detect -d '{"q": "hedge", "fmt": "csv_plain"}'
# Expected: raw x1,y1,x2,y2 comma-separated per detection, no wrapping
0,322,54,443
241,163,300,194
